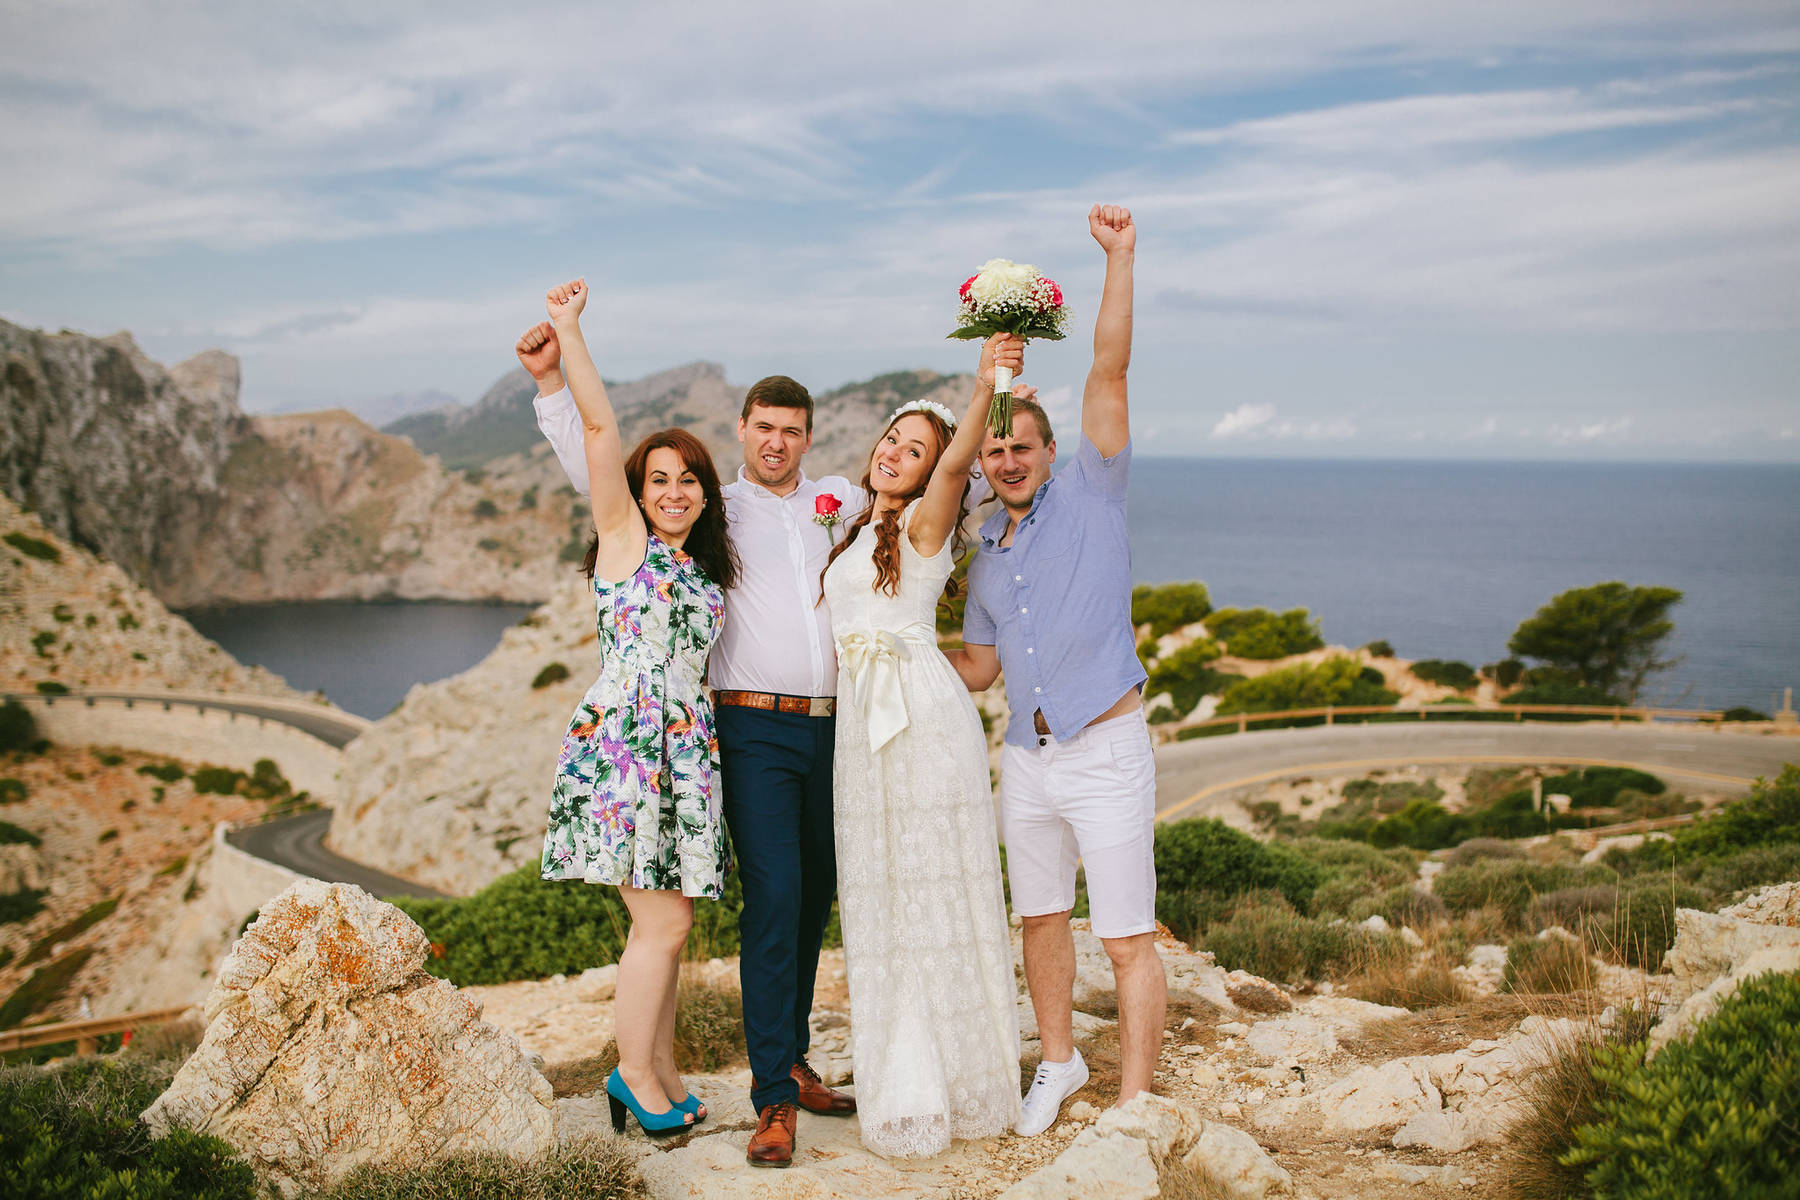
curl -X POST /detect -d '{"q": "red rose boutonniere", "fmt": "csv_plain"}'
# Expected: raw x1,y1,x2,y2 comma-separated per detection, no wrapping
813,493,843,529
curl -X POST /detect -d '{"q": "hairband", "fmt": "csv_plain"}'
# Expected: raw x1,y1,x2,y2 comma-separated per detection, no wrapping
888,399,957,429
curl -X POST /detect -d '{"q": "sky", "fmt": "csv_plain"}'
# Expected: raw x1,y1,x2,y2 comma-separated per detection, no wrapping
1,1,1797,460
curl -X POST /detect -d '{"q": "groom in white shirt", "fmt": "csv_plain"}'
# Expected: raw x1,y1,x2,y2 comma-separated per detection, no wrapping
528,350,861,1168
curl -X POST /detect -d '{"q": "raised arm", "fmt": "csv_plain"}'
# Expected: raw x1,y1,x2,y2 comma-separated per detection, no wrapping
1081,204,1135,457
546,279,643,575
515,321,566,397
908,333,1023,557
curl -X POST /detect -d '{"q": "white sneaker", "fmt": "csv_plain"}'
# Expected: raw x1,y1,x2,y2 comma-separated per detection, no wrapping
1016,1049,1089,1136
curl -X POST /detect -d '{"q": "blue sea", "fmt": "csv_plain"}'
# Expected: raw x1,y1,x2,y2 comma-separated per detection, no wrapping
187,460,1800,718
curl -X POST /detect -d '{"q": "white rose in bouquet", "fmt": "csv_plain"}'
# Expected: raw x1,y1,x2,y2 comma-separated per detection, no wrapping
968,258,1041,304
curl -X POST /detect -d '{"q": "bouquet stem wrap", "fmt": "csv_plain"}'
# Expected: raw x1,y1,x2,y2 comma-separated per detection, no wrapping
948,258,1069,437
989,365,1015,437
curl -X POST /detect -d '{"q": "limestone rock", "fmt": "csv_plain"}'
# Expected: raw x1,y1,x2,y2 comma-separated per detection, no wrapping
1317,1059,1440,1134
1245,1015,1338,1065
1182,1121,1293,1198
0,842,49,892
1721,880,1800,926
1651,894,1800,1052
142,881,554,1195
998,1132,1160,1200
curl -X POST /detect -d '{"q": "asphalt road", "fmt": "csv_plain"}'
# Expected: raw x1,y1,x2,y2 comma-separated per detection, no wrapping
228,810,448,900
1153,722,1799,823
74,692,368,749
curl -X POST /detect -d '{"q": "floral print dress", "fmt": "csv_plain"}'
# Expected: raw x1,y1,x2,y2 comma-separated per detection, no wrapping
541,533,731,898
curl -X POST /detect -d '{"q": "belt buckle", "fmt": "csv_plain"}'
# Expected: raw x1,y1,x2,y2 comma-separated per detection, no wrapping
808,696,833,718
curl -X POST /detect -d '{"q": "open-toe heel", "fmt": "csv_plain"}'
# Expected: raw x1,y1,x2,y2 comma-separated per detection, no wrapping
674,1093,706,1125
606,1069,693,1138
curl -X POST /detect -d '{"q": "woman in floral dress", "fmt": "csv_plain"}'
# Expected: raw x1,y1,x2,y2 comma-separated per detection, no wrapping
519,279,738,1138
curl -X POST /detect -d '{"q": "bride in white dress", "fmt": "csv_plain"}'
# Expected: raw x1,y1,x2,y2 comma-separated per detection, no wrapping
820,335,1028,1158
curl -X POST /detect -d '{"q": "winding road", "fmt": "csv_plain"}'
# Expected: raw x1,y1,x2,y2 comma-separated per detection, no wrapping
66,691,371,749
1153,721,1798,823
228,811,448,900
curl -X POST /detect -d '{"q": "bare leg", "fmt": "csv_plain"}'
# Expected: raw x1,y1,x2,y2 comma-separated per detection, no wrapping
651,949,701,1115
1021,911,1077,1064
615,886,694,1122
1103,932,1166,1103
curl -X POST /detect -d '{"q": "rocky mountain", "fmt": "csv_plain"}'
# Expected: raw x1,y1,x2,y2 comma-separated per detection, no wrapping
0,316,980,609
261,387,460,428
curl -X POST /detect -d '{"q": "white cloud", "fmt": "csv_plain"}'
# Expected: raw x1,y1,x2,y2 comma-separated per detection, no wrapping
1212,403,1277,438
1547,417,1635,444
1469,416,1502,438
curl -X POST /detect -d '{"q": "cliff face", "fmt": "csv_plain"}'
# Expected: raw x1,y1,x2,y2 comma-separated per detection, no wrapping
0,322,246,590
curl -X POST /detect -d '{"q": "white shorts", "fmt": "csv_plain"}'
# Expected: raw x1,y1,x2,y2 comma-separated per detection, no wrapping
999,711,1158,940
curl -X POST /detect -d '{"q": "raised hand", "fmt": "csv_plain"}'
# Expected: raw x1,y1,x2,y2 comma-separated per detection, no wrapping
1089,204,1135,255
515,321,561,380
546,278,587,324
1010,382,1039,404
978,332,1025,388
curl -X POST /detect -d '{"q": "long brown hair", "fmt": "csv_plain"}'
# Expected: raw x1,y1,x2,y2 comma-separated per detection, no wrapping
821,409,969,604
580,428,739,590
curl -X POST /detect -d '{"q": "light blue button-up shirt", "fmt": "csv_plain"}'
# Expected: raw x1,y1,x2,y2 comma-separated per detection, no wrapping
963,434,1147,747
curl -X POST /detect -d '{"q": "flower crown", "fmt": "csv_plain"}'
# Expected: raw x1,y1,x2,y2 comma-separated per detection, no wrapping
889,399,957,429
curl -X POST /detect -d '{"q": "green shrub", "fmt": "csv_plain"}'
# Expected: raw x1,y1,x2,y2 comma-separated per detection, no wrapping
473,498,500,519
1612,788,1700,821
1504,682,1628,709
0,778,25,805
190,766,244,795
1668,765,1800,861
3,531,61,561
558,535,590,564
0,701,39,754
21,894,120,966
1362,640,1394,658
1200,895,1400,985
1446,836,1526,867
393,866,746,986
1368,798,1470,851
1542,766,1665,810
117,612,139,630
1564,971,1800,1198
1217,656,1398,717
1587,881,1711,969
1208,607,1325,659
1343,777,1445,810
0,888,47,925
1688,844,1800,900
0,947,95,1028
1485,658,1527,688
0,1057,257,1199
1435,859,1610,928
1466,789,1550,839
518,486,539,511
1153,818,1322,910
1528,885,1618,934
51,604,75,623
531,662,572,690
0,820,41,847
1411,659,1479,690
33,680,68,696
1131,582,1212,637
137,761,186,782
477,537,503,552
1351,883,1448,929
1143,640,1232,717
1720,706,1770,722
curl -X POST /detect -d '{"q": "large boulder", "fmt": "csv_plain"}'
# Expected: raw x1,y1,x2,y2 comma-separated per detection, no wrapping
1651,882,1800,1052
142,880,555,1195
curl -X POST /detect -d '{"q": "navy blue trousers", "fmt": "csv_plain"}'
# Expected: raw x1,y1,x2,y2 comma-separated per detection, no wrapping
716,704,838,1112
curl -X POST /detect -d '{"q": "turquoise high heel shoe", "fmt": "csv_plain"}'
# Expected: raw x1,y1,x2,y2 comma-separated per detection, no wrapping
673,1092,707,1124
606,1069,694,1138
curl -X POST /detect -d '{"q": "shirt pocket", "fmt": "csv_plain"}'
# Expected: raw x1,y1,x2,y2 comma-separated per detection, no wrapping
1018,511,1079,562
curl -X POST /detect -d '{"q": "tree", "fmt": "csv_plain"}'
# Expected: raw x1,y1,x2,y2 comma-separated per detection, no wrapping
1506,582,1681,702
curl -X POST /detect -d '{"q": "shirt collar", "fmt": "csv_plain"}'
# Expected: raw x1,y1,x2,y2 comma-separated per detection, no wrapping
733,465,812,500
978,478,1053,547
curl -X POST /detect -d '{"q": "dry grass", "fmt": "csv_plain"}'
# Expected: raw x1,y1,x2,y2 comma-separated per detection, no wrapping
1157,1157,1233,1200
672,966,745,1072
1494,1006,1656,1200
1342,994,1595,1060
1345,958,1473,1011
543,1049,618,1099
1023,1024,1127,1106
123,1017,204,1066
1502,936,1597,995
316,1135,644,1200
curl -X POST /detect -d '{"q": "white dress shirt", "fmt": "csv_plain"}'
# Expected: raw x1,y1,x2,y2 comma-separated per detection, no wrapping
533,385,865,697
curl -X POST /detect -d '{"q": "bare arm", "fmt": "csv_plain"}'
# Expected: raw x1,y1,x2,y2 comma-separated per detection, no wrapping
1081,204,1135,458
545,279,643,576
908,333,1023,557
944,641,1001,692
514,321,567,397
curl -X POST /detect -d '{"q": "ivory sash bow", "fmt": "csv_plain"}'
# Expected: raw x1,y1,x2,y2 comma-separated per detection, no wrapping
838,629,912,752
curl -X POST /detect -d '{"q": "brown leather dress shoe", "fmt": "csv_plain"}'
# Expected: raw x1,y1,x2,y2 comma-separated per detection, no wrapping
793,1058,857,1115
747,1102,797,1167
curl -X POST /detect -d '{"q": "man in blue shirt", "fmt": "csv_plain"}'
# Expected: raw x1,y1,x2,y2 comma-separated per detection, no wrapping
950,204,1165,1136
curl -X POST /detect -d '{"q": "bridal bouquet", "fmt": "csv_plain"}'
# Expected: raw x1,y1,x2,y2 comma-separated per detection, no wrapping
947,259,1069,436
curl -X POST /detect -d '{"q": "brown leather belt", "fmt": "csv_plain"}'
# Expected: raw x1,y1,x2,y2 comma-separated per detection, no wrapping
1033,709,1052,735
715,690,836,718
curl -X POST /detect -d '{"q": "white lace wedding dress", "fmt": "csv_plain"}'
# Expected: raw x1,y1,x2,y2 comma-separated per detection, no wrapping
823,501,1021,1158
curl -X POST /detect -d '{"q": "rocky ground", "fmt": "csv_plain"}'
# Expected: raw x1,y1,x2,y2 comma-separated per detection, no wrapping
0,743,270,1021
1,495,302,697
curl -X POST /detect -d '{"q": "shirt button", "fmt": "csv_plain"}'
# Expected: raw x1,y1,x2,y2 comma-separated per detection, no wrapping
1026,647,1034,654
1033,686,1042,694
1020,607,1028,614
1014,574,1022,581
